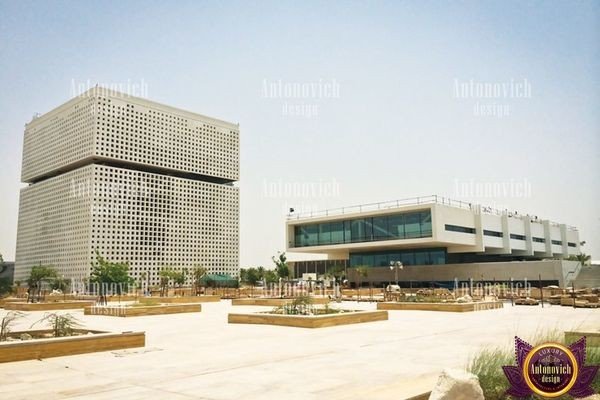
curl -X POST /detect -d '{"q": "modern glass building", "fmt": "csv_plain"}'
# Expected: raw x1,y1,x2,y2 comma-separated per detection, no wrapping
286,196,583,287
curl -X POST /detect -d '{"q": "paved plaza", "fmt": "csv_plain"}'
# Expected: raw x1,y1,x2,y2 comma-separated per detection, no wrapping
0,301,598,400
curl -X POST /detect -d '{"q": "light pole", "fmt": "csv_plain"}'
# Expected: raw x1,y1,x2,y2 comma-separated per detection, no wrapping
389,261,403,286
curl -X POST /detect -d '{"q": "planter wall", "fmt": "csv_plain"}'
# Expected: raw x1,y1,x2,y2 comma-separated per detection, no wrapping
150,295,220,304
560,297,600,308
231,297,330,306
0,330,145,363
228,310,388,328
4,301,96,311
84,303,201,317
0,298,25,307
377,301,504,312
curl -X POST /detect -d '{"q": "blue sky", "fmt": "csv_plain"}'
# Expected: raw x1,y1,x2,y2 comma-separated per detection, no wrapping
0,0,598,265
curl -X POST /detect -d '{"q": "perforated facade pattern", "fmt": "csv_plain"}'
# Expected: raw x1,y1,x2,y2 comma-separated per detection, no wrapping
90,164,239,285
15,89,240,284
94,94,239,182
14,165,94,282
21,96,96,183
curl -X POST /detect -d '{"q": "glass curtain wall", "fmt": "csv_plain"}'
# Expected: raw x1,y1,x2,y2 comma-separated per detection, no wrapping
294,210,432,247
349,248,446,267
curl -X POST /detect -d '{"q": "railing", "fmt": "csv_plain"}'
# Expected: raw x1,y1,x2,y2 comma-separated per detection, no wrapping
286,195,473,220
285,194,579,231
564,262,582,287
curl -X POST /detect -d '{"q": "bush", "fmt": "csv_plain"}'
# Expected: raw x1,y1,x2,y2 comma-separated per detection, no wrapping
32,313,82,337
0,311,25,341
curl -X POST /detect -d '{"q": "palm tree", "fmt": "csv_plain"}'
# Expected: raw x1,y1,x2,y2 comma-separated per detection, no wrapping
567,253,591,267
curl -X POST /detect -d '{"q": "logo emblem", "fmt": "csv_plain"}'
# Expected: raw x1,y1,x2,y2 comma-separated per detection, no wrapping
503,336,598,398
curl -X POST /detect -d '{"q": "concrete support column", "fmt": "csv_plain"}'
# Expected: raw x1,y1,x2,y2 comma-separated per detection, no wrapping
542,220,553,257
560,224,569,257
524,218,534,256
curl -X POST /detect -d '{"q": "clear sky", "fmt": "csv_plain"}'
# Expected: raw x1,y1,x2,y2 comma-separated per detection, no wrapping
0,1,598,266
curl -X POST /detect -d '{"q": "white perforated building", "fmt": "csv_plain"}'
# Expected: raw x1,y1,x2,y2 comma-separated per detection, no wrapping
14,87,240,285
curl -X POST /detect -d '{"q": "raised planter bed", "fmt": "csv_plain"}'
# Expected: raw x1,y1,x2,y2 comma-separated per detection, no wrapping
4,301,96,311
560,297,600,308
231,297,330,306
228,310,388,328
84,303,201,317
148,295,220,304
377,301,504,312
0,297,25,307
0,329,145,363
565,330,600,347
514,298,539,306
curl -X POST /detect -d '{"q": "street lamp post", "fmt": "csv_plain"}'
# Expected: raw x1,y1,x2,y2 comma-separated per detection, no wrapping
389,261,403,286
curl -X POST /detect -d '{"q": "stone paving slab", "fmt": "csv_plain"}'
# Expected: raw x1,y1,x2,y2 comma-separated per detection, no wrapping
0,301,597,399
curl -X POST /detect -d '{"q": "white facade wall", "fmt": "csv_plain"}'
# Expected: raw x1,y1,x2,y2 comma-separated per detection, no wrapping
22,96,96,183
14,166,93,282
15,88,240,284
287,201,580,260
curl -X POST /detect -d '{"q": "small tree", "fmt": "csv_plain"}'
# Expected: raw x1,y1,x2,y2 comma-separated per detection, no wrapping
139,272,148,295
326,263,346,285
272,252,290,280
257,266,265,283
239,268,247,285
244,268,261,287
159,267,174,297
173,269,187,296
27,265,58,303
0,311,25,341
192,266,207,295
89,251,134,297
355,266,369,299
264,270,279,285
51,276,70,293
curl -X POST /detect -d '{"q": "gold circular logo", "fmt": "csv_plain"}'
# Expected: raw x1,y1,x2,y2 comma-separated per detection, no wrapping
523,342,579,398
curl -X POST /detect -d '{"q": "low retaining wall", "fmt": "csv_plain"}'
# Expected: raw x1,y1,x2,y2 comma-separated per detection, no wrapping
0,298,25,307
4,301,96,311
231,297,331,306
149,296,220,303
228,310,388,328
0,330,145,363
565,331,600,347
560,297,600,308
84,303,201,317
377,301,504,312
